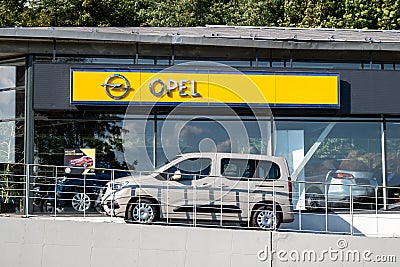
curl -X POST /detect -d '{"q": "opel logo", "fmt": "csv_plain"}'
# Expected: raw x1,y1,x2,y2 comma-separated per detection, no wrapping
101,74,131,100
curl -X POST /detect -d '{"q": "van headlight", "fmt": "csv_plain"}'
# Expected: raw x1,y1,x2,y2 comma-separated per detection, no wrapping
111,181,129,191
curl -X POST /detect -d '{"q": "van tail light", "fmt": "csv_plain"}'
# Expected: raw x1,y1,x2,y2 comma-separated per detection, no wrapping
332,172,354,179
288,177,293,203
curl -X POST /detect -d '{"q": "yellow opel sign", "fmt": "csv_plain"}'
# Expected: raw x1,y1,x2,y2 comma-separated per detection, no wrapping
71,68,339,108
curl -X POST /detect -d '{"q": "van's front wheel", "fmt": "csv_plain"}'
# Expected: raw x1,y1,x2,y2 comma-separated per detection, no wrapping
251,205,281,230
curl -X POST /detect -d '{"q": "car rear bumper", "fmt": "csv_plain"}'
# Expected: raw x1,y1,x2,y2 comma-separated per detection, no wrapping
328,185,376,201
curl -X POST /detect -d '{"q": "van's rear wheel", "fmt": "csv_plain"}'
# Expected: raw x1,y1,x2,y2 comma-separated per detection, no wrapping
125,199,158,224
251,205,281,230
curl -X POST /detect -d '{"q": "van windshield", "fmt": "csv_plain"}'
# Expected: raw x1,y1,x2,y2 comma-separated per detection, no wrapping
156,157,212,181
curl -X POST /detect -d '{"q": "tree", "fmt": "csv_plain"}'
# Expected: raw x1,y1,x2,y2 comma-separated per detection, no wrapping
3,0,400,30
341,0,382,29
0,0,26,26
1,0,147,27
229,0,284,26
378,0,400,29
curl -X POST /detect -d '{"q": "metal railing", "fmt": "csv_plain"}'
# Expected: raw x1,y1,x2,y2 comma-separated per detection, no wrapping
1,162,400,237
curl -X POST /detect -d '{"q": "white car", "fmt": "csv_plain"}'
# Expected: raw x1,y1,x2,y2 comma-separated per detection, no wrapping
305,159,378,210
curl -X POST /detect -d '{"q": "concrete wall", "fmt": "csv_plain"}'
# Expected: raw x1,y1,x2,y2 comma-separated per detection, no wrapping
0,217,399,267
282,213,400,237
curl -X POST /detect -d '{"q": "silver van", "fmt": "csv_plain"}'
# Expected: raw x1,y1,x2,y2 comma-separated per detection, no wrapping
98,153,294,230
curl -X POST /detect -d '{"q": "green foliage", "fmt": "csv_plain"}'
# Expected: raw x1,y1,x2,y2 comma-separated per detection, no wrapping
340,0,381,29
313,138,353,159
227,0,284,26
3,0,400,30
0,0,26,26
378,0,400,29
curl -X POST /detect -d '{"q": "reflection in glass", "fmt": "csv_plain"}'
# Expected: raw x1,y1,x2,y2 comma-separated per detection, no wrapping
385,122,400,204
0,66,16,120
156,116,271,168
0,91,15,120
215,60,251,67
291,61,364,70
0,121,16,163
383,63,394,70
275,120,382,210
0,66,15,89
122,116,154,171
34,117,129,170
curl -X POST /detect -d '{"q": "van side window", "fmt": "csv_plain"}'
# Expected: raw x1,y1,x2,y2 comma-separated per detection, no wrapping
221,159,254,178
257,160,281,179
221,158,280,180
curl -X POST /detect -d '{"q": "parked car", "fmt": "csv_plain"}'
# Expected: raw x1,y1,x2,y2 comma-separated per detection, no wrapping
304,159,378,210
69,156,94,167
42,169,131,212
98,152,294,230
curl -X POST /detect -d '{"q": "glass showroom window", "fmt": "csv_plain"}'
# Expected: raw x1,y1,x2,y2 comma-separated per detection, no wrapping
0,65,25,213
384,121,400,204
155,115,272,168
34,115,137,170
0,66,23,163
275,119,382,210
121,114,154,171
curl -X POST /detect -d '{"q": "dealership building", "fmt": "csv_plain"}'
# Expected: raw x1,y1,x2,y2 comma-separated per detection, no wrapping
2,26,400,211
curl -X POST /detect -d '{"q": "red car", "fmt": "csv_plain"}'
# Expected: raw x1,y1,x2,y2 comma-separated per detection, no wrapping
69,156,94,167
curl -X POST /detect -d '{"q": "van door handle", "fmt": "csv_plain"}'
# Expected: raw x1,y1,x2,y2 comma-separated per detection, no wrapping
218,184,229,188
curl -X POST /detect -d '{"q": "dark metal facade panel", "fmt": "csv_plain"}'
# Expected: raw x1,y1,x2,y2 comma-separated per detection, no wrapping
341,70,400,114
34,64,76,111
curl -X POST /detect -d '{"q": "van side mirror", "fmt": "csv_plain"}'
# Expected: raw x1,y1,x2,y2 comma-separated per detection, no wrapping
171,170,182,181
